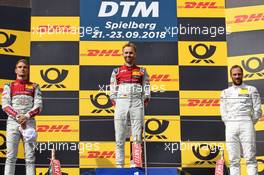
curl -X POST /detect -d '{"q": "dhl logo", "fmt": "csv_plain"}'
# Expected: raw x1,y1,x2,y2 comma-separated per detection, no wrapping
87,151,115,158
80,49,122,56
0,88,3,93
32,25,73,33
150,74,177,82
36,125,78,132
184,99,220,107
228,13,264,24
179,2,223,9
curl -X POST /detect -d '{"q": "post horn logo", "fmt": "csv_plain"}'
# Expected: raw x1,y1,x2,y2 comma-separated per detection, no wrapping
192,144,220,165
90,92,114,113
189,44,216,63
145,118,169,140
0,133,7,155
40,68,68,88
242,57,264,78
0,31,16,53
257,159,264,174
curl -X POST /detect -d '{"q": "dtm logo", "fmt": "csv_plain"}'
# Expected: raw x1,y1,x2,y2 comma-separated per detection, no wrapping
145,118,169,140
182,2,222,9
242,57,264,78
98,1,159,17
83,49,122,56
192,144,220,165
0,133,7,155
87,151,115,158
257,159,264,174
0,31,16,53
40,68,68,88
37,125,78,132
189,44,216,63
233,13,264,23
90,92,114,113
186,99,220,107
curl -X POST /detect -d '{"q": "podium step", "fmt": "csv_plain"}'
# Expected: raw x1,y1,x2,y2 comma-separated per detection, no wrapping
95,168,184,175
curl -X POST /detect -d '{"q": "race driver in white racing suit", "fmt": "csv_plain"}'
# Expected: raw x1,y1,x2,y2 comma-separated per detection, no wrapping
110,43,150,168
220,65,262,175
2,59,42,175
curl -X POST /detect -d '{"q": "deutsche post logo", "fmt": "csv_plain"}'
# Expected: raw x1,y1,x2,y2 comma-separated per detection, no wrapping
242,57,264,78
257,159,264,174
0,133,6,155
40,68,68,88
90,92,114,113
145,118,169,140
189,44,216,63
192,144,220,165
0,31,16,53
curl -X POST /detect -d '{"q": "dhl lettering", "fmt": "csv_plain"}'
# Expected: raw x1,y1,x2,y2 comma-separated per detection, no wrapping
37,125,77,132
187,99,220,106
150,74,172,81
87,151,115,158
184,2,219,8
234,13,264,23
34,25,72,33
86,49,122,56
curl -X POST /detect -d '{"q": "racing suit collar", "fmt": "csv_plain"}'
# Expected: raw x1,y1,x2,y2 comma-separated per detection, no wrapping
15,79,29,84
124,63,136,68
232,83,245,89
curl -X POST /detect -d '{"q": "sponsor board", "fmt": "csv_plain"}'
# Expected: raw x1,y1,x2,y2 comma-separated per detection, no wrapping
228,54,264,81
0,29,30,56
180,91,221,116
178,41,227,66
80,41,127,65
181,142,226,168
144,116,180,142
36,116,79,142
30,66,79,91
31,17,80,41
79,91,114,116
145,66,179,91
226,5,264,33
79,142,130,168
177,0,225,17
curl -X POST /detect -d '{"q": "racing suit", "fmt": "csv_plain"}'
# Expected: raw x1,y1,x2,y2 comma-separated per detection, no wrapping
2,79,42,175
220,83,262,175
110,65,150,166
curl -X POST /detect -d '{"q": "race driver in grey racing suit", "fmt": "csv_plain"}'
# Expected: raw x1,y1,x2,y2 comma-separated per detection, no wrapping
220,65,262,175
2,59,42,175
110,43,150,167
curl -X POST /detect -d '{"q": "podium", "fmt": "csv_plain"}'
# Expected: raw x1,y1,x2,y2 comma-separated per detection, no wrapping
94,168,188,175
